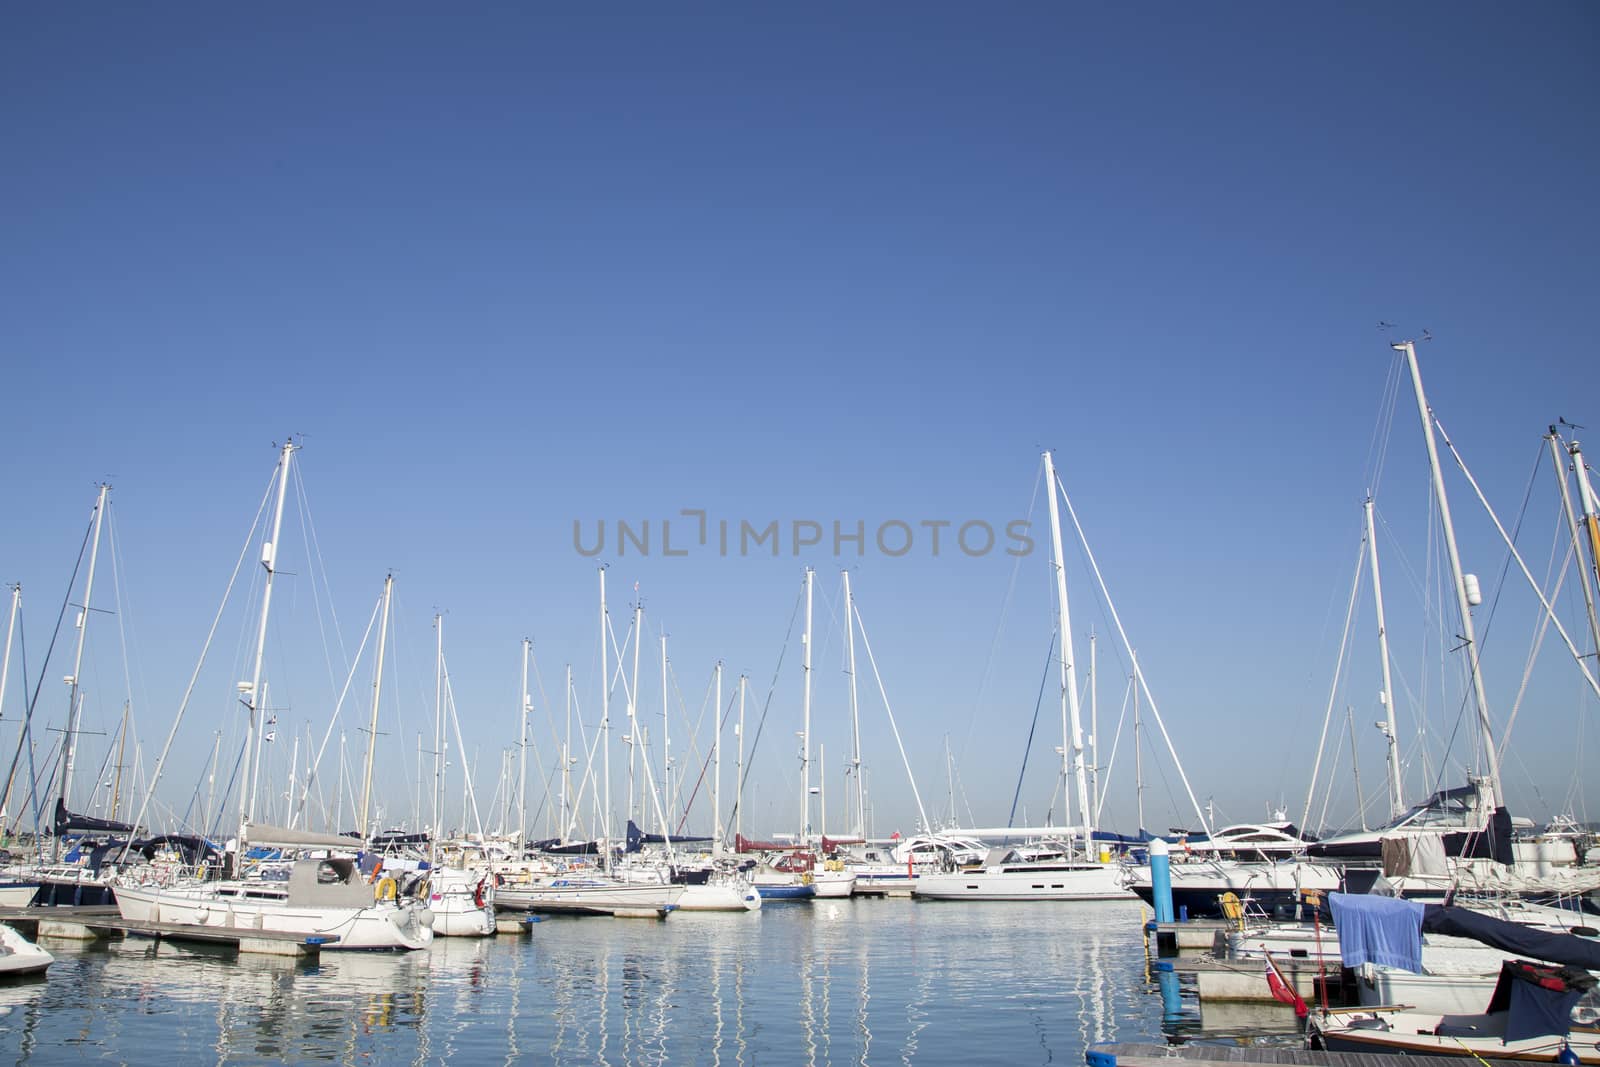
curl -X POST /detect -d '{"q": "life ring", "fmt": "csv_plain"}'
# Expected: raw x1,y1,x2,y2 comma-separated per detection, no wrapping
374,875,398,902
473,877,487,908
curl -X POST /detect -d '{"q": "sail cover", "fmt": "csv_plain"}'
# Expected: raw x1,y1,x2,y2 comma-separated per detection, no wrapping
242,820,361,851
54,799,134,835
1422,904,1600,970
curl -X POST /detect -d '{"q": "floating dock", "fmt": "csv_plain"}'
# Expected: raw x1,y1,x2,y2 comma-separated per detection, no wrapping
1089,1042,1534,1067
0,905,338,957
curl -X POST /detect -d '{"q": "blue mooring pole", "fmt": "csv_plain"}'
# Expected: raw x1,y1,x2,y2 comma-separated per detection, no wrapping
1149,838,1175,923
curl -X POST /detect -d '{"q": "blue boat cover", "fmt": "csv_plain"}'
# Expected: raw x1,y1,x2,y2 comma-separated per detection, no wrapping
1423,905,1600,970
1329,891,1425,971
1487,959,1597,1042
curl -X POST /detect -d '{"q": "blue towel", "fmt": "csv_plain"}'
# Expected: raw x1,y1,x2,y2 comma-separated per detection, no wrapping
1329,891,1424,972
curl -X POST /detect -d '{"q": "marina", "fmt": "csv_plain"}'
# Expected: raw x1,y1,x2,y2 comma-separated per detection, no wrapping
5,4,1597,1064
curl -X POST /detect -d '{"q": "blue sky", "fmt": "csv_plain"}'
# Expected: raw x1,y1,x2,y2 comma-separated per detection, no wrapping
3,5,1597,843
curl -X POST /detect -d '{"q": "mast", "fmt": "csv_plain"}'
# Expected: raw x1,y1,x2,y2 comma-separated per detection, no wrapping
712,661,723,860
1042,451,1093,843
1395,340,1502,805
819,741,827,840
107,702,129,822
56,482,110,857
661,633,670,833
358,573,394,840
1088,632,1099,824
800,567,814,843
599,568,612,871
203,730,220,839
843,570,864,838
1347,707,1368,831
1553,434,1600,659
283,728,298,827
944,736,954,828
1364,496,1405,817
627,595,642,832
1132,650,1145,834
0,585,16,823
432,613,445,858
562,664,572,843
236,442,294,875
519,638,530,855
736,673,746,846
1574,438,1600,596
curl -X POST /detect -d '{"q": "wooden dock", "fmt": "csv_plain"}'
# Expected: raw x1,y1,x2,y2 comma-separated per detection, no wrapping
1089,1042,1534,1067
0,905,338,957
1158,954,1351,1005
1147,918,1232,952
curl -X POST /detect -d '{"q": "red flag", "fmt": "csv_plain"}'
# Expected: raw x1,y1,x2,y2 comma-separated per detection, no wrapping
1264,950,1308,1018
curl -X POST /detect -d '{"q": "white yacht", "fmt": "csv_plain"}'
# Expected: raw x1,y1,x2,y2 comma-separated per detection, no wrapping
913,846,1134,901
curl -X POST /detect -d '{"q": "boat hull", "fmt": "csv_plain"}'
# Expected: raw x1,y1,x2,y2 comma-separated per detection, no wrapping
114,884,433,950
914,862,1133,901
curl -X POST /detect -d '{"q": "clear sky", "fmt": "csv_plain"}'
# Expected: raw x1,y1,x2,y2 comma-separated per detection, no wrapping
3,4,1597,844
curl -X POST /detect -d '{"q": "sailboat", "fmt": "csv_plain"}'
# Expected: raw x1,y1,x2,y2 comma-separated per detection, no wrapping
495,569,684,917
113,443,432,950
915,452,1133,902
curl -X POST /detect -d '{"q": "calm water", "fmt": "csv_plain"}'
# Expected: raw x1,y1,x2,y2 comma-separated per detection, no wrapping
0,898,1169,1065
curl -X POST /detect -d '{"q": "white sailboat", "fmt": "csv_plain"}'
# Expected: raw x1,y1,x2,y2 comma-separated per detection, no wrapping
916,451,1132,902
114,443,432,951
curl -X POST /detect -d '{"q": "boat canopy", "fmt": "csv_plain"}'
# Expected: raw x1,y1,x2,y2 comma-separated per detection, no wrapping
1486,959,1597,1041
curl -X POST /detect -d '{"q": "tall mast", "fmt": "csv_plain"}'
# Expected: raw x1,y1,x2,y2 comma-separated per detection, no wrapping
661,633,670,829
819,741,827,839
203,730,220,839
712,661,723,859
627,596,642,832
1556,435,1600,658
944,736,955,828
1089,631,1099,825
1042,451,1093,841
1347,707,1368,831
599,568,612,871
1365,496,1405,817
562,664,572,843
800,567,814,843
358,573,394,840
0,585,19,823
57,482,110,855
1395,340,1502,805
432,613,445,858
843,570,864,838
236,442,294,874
518,638,530,855
1132,650,1145,834
736,674,746,845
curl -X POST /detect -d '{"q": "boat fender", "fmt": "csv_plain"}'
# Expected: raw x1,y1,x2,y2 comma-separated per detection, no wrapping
413,878,431,902
375,875,398,902
473,877,487,908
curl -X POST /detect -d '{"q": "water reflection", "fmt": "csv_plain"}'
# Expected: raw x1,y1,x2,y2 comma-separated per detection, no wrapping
2,898,1162,1065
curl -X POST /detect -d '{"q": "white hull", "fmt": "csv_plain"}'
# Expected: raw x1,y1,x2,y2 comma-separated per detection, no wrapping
114,884,433,950
495,878,685,915
1314,1007,1600,1062
676,883,762,911
424,869,495,937
0,884,40,908
915,861,1133,901
0,924,51,975
812,870,857,898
